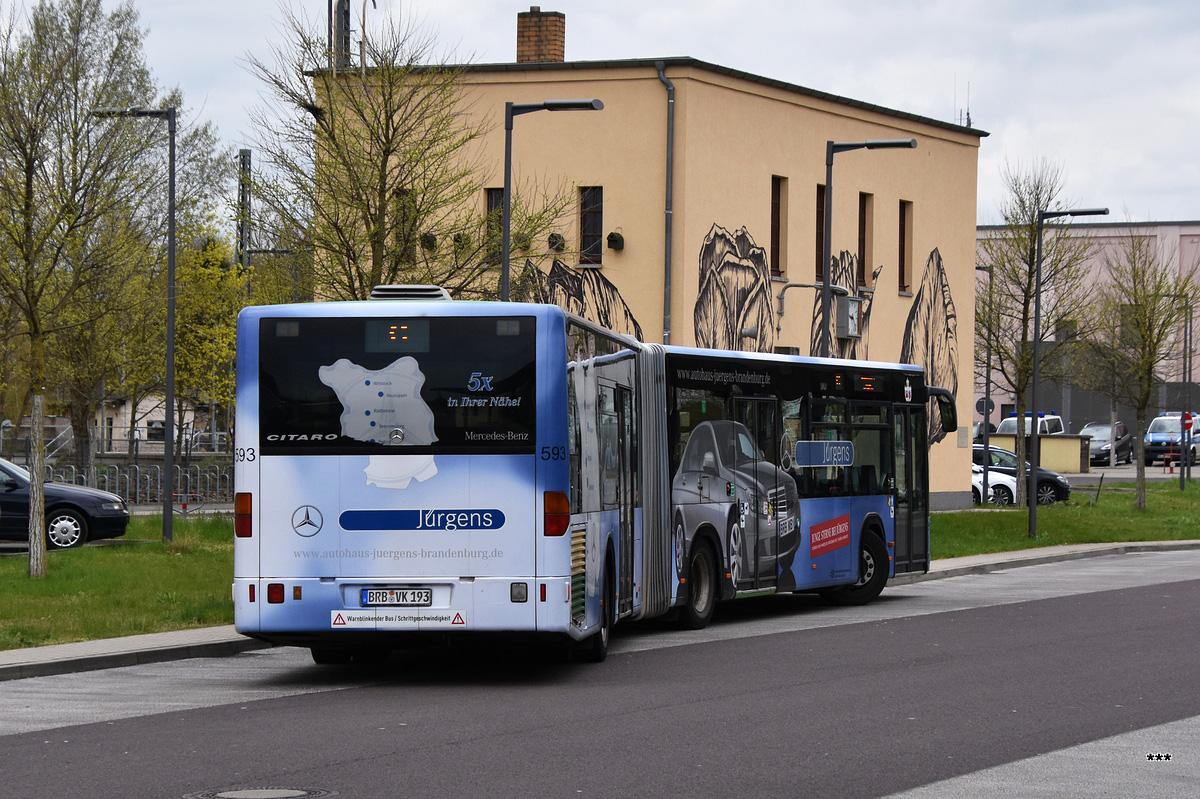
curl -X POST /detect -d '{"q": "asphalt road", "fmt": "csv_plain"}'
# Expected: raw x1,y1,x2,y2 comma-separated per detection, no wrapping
2,551,1198,798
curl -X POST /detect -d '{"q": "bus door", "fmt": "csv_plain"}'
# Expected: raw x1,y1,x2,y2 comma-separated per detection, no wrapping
732,397,780,590
598,382,636,615
892,405,929,573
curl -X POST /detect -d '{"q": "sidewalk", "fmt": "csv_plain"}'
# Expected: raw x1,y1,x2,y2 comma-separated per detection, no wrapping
4,540,1200,682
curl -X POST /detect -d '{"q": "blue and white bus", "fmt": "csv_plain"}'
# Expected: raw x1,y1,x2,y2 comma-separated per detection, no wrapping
233,287,955,663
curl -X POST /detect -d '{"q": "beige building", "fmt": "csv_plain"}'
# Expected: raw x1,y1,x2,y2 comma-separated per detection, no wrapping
335,8,987,506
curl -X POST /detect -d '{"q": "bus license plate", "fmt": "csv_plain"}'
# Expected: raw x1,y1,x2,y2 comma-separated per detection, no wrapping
361,588,433,607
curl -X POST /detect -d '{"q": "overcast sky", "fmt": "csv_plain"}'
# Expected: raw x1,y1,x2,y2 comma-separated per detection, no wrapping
130,0,1200,225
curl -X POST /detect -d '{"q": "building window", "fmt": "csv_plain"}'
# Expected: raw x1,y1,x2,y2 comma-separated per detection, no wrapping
580,186,603,264
485,187,503,261
815,183,826,281
898,199,913,293
771,176,788,278
857,192,873,288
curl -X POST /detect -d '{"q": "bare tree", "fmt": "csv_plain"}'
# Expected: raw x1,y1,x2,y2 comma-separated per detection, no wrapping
246,3,569,301
1077,229,1196,508
977,159,1099,507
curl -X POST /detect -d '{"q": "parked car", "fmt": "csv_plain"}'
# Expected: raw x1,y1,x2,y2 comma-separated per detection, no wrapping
971,463,1017,506
0,457,130,548
995,413,1065,436
1079,421,1133,465
971,421,995,443
971,444,1071,504
1143,413,1198,466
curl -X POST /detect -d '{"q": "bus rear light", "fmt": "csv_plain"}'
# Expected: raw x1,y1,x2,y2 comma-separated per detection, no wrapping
543,491,570,536
293,586,303,600
540,583,546,602
249,584,256,603
267,583,285,603
234,492,253,538
510,582,528,603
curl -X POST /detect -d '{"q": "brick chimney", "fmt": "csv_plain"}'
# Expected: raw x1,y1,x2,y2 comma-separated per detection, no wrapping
516,6,565,63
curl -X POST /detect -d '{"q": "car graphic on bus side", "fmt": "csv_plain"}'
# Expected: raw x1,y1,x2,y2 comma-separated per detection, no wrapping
670,420,800,592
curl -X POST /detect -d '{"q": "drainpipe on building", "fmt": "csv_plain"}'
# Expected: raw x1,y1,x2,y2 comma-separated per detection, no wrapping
656,61,675,345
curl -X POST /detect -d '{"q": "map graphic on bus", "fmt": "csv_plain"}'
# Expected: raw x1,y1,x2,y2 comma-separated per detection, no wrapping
317,357,438,445
318,357,440,490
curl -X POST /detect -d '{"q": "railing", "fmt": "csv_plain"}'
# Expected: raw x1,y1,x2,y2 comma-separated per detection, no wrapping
42,462,234,507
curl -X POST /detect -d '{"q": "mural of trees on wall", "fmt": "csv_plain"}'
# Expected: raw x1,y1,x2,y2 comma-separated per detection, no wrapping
693,225,776,353
809,250,884,360
513,258,643,340
899,248,959,445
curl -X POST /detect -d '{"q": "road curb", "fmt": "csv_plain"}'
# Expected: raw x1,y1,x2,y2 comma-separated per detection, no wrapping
890,541,1200,585
0,630,272,683
5,541,1200,681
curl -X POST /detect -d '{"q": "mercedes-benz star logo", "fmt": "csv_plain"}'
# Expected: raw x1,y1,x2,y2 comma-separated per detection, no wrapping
291,505,324,537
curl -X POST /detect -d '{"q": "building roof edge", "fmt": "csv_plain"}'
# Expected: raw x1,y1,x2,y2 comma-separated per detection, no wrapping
459,56,988,138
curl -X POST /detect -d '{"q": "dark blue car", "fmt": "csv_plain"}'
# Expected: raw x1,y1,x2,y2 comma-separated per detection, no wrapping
0,457,131,548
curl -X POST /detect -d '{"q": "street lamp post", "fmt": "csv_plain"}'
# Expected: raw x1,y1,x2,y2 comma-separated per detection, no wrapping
500,98,603,301
1029,206,1107,538
820,138,917,357
93,106,177,542
976,264,995,501
1186,303,1194,484
1174,296,1194,489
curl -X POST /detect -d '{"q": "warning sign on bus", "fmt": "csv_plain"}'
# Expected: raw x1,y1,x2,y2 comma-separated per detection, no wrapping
330,610,375,629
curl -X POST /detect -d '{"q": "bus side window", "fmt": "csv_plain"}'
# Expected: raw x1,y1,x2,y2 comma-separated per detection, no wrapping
598,386,619,509
781,398,807,496
568,369,582,514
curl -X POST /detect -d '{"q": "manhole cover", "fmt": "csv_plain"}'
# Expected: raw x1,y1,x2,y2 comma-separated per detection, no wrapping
185,790,337,799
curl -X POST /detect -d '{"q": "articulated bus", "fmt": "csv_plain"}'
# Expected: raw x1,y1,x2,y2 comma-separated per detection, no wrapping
233,288,956,663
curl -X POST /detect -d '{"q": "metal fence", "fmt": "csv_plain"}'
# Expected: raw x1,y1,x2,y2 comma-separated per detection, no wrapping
43,462,234,507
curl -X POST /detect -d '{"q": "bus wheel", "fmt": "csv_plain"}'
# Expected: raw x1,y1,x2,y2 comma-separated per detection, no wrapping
678,541,716,630
823,533,888,606
575,558,613,663
311,647,352,665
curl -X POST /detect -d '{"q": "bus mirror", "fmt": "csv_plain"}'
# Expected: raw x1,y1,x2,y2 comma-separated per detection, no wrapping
929,388,957,433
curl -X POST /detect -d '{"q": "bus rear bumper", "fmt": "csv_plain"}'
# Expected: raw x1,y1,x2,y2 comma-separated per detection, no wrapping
233,576,574,638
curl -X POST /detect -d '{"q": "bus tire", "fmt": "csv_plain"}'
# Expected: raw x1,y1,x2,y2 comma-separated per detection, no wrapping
575,556,613,663
822,532,888,606
677,540,717,630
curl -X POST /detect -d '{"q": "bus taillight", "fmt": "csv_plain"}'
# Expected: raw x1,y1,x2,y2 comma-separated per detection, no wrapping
234,492,253,538
544,491,570,536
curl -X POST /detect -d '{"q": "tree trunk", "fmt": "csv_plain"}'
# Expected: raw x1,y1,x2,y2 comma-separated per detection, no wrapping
28,389,47,578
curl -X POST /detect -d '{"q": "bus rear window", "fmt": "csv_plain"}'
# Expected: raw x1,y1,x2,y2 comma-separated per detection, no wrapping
259,316,536,455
